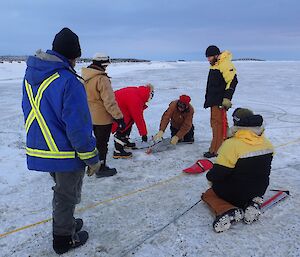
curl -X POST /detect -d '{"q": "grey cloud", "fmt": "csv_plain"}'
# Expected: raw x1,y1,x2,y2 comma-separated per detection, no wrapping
0,0,299,60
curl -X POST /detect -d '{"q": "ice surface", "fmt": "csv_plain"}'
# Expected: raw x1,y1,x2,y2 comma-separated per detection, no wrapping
0,60,299,257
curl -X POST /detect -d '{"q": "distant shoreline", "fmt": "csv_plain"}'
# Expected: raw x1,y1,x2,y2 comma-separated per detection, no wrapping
0,56,150,63
3,57,300,63
232,58,265,61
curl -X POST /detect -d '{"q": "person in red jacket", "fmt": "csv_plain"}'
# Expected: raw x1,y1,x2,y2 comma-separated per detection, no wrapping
112,84,154,158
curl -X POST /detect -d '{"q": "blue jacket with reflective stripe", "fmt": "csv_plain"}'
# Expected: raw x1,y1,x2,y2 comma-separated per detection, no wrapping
22,50,99,172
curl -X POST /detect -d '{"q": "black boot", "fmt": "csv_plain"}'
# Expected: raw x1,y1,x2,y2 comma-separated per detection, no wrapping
95,164,117,178
124,136,136,149
203,151,218,158
53,231,89,254
181,137,194,144
113,135,132,159
75,218,83,232
113,150,132,159
213,208,244,233
244,197,263,224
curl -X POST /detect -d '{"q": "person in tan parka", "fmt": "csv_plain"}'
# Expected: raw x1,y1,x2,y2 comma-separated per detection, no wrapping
153,95,194,144
82,53,125,177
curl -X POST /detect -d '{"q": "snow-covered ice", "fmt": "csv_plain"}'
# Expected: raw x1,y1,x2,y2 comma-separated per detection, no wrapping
0,60,299,257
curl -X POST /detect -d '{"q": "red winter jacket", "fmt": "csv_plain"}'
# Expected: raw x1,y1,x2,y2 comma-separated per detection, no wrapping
112,85,151,136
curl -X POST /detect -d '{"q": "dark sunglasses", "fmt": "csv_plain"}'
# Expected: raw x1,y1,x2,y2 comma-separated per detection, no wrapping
150,90,154,99
177,101,186,109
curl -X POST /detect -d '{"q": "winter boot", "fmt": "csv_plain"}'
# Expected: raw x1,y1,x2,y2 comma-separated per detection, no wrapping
75,218,83,232
244,197,263,224
95,164,117,178
203,151,218,158
53,231,89,254
181,137,194,144
124,136,136,149
113,150,132,159
213,208,244,233
113,135,132,159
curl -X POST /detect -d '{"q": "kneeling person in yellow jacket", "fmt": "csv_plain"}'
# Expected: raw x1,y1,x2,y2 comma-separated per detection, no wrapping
201,108,274,233
154,95,194,145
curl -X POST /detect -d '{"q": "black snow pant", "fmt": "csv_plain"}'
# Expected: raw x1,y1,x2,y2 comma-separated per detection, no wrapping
170,125,194,142
116,125,132,138
93,124,112,165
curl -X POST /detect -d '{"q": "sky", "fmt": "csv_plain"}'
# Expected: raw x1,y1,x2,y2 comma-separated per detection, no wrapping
0,0,300,61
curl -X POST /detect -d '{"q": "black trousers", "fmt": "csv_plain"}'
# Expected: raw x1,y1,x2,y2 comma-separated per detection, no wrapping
93,124,113,164
170,125,194,141
115,125,132,138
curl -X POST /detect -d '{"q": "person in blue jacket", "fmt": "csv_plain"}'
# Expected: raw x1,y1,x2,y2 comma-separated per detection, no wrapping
22,28,100,254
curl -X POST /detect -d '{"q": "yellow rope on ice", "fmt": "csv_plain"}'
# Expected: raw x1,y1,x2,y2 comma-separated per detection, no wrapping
0,173,183,238
1,136,300,238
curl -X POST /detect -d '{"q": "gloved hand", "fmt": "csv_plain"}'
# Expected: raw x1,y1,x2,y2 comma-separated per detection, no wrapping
115,118,126,131
86,161,101,176
222,98,232,110
141,135,148,142
170,135,179,145
153,130,164,141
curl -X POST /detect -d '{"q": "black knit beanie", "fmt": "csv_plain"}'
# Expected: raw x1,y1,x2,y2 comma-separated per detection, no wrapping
205,45,221,57
232,108,263,127
52,28,81,59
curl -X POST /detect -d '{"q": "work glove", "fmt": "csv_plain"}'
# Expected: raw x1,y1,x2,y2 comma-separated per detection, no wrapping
141,135,148,142
86,161,101,176
170,135,179,145
115,118,126,131
153,130,164,142
222,98,232,110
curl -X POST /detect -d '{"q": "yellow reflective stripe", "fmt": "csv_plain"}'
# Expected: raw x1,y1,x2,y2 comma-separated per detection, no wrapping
26,147,75,159
77,148,98,160
25,75,60,152
25,81,58,152
25,73,60,132
25,111,35,133
225,82,231,90
35,73,59,108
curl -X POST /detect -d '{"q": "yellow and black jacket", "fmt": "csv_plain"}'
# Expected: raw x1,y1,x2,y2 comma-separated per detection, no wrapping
206,128,274,208
204,51,238,108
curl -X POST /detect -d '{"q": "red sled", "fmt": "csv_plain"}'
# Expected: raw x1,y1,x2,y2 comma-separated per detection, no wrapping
261,190,290,213
183,159,213,174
